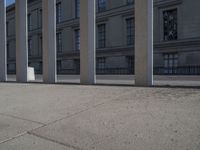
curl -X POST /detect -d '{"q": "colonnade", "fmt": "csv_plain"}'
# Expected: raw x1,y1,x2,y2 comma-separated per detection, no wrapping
0,0,153,86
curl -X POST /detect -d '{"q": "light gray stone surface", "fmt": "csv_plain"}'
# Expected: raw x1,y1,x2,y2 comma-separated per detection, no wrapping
0,76,200,150
0,114,41,143
30,87,200,150
0,134,75,150
0,83,131,124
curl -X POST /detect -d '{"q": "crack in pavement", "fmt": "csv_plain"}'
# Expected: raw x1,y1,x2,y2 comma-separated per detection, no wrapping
0,113,45,125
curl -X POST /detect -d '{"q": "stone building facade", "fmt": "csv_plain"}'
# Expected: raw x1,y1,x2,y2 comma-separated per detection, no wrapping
6,0,200,75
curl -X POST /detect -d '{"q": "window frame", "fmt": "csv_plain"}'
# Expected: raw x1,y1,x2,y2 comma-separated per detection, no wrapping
56,2,62,24
97,23,106,49
126,18,134,46
97,0,106,12
159,6,179,42
127,0,134,5
74,29,80,51
75,0,80,18
97,57,106,69
56,32,62,53
163,53,178,74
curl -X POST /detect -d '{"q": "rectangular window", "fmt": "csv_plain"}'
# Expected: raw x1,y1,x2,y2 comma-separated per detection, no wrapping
8,63,16,72
163,53,178,74
75,0,80,18
28,14,32,31
126,56,134,73
74,29,80,51
98,0,106,12
127,0,134,5
7,42,10,58
74,59,80,73
28,39,33,56
126,18,134,46
98,24,106,48
56,32,62,53
39,9,42,28
37,9,41,28
40,36,42,56
56,2,62,23
57,60,62,72
163,9,178,41
97,57,106,69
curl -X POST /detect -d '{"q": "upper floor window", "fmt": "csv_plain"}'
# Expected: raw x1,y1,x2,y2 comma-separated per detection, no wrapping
57,60,62,72
28,14,32,31
56,32,62,53
28,39,33,56
56,2,62,23
6,19,15,36
127,0,134,5
163,9,178,41
74,29,80,51
75,0,80,18
39,36,43,56
126,18,134,46
7,42,10,58
98,0,106,12
74,59,80,72
126,56,134,73
97,24,106,48
38,9,42,28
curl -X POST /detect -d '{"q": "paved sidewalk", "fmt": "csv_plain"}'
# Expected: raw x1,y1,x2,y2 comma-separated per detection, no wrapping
0,76,200,150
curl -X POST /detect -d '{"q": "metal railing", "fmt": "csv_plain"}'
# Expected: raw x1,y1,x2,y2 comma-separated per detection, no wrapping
154,66,200,75
57,68,134,75
96,68,134,75
8,66,200,75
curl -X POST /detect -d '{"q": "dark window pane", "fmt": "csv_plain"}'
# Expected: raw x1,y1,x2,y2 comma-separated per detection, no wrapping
98,24,106,48
163,9,178,41
98,0,106,12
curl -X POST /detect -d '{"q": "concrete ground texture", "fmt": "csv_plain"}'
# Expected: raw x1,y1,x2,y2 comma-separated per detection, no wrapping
0,75,200,150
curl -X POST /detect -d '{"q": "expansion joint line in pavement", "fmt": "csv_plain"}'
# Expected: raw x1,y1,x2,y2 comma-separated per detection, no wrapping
0,132,27,145
28,88,134,134
0,89,133,148
0,124,45,145
0,113,45,125
28,132,84,150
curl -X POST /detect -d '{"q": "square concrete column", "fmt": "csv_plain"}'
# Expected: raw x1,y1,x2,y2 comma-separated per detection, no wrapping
16,0,28,82
80,0,96,85
0,0,7,81
42,0,57,83
135,0,153,86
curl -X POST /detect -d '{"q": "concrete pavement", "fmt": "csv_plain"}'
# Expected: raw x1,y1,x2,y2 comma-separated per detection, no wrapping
0,76,200,150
